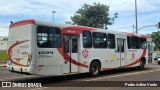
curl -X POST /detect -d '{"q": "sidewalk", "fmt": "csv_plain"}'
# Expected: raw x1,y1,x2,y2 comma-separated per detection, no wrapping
0,61,7,67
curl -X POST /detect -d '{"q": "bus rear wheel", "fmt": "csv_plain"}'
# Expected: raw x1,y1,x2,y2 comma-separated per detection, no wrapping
89,61,100,76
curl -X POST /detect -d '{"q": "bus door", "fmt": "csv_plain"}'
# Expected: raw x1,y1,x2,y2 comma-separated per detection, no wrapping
63,34,79,73
117,38,126,67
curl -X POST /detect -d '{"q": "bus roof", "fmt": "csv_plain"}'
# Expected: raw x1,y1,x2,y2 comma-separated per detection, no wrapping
10,19,35,28
10,19,151,38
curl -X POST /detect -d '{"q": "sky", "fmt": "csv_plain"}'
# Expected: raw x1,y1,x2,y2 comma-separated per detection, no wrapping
0,0,160,36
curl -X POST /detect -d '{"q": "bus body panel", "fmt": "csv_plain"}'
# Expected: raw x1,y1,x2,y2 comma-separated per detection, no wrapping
7,19,152,76
35,48,63,75
7,24,33,73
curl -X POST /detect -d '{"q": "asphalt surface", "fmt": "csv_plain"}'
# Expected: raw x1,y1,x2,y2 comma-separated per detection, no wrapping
0,61,160,90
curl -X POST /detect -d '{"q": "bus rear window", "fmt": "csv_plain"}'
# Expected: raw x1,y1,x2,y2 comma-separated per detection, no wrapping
37,26,61,48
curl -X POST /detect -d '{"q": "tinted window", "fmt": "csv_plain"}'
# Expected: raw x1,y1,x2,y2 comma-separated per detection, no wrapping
63,35,69,53
108,34,115,49
72,38,78,53
117,39,124,52
140,38,147,49
83,31,92,48
93,32,107,48
127,36,131,49
131,36,140,49
37,26,61,48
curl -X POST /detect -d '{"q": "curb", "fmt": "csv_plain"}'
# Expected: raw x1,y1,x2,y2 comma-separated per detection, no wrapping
0,61,7,67
0,64,6,67
0,61,7,63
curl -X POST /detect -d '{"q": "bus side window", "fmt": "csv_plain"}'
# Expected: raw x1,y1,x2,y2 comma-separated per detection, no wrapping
127,36,131,49
108,34,115,49
140,38,147,49
83,31,92,48
131,36,140,49
92,32,107,48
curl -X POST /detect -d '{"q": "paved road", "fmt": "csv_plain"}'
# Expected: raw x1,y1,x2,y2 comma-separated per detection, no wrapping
0,62,160,90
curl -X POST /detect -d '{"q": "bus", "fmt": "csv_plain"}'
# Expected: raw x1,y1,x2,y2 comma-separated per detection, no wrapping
7,19,152,76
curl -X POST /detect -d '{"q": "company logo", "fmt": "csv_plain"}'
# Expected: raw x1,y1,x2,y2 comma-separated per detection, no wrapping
2,82,11,87
112,54,117,60
1,82,42,87
82,49,89,58
132,53,135,59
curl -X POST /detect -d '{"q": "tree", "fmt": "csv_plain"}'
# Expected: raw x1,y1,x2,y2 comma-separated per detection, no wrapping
151,31,160,51
69,2,118,29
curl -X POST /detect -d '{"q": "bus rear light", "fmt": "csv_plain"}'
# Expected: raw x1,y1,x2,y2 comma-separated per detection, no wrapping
28,53,32,62
27,53,32,67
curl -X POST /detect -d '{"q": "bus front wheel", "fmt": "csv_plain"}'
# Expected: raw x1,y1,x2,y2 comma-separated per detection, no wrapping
89,61,100,76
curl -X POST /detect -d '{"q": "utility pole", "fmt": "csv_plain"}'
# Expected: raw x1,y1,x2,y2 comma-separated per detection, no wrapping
52,11,56,22
133,25,135,33
135,0,138,34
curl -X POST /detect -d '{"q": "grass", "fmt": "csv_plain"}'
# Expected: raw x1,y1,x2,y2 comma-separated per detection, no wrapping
0,50,7,62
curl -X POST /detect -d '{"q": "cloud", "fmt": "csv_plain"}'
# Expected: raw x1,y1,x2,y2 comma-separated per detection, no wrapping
0,0,159,36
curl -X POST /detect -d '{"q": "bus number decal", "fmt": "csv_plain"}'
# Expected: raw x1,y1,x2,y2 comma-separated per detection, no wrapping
38,51,54,54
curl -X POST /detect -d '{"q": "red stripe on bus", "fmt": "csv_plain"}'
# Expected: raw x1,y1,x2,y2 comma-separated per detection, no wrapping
8,40,30,67
124,49,146,67
61,26,96,34
102,49,146,70
141,35,151,38
57,48,88,68
63,26,95,31
61,29,83,35
10,19,35,28
123,32,138,37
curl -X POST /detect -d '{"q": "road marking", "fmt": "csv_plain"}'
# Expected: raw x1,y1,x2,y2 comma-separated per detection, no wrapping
29,87,48,90
84,69,159,81
147,65,160,67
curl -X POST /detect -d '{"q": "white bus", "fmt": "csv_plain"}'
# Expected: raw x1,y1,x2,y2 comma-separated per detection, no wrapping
7,19,152,76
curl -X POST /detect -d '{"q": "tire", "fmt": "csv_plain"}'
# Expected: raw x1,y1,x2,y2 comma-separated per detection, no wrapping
138,60,145,70
158,62,160,65
89,61,100,76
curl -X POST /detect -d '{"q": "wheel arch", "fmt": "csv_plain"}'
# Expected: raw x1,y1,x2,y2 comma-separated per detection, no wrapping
89,59,101,69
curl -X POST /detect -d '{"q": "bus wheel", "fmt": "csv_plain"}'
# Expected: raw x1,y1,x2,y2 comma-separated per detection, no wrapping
89,61,100,76
138,60,145,70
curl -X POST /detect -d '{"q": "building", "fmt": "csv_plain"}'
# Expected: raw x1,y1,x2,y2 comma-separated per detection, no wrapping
0,36,8,51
